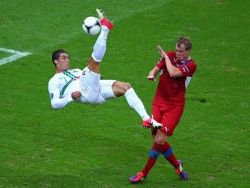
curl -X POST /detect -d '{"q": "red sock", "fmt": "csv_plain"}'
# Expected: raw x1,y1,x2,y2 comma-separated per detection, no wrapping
142,143,161,176
161,141,179,168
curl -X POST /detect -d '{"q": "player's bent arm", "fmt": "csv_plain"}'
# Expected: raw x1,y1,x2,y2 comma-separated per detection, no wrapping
157,45,183,78
48,78,73,110
164,57,183,78
50,95,73,109
147,66,160,81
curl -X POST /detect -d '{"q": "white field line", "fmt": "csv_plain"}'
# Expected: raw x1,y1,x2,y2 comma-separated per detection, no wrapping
0,48,32,66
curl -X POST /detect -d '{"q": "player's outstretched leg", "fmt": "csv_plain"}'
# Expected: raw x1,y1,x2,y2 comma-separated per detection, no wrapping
123,87,151,122
91,9,113,63
113,81,162,128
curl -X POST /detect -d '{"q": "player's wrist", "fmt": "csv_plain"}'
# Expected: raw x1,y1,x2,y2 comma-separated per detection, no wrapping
147,75,155,81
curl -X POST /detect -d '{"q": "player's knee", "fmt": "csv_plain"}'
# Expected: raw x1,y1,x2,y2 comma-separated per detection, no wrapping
122,82,132,91
112,81,132,96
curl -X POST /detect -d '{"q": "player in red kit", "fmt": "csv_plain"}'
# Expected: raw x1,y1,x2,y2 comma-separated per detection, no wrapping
129,37,197,183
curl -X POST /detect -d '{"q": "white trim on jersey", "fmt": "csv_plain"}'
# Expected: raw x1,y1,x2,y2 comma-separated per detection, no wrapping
185,76,192,88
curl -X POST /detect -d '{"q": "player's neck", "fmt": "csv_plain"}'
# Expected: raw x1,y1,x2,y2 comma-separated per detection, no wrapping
56,68,69,73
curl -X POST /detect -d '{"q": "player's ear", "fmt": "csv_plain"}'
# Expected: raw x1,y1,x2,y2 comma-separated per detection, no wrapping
54,59,59,64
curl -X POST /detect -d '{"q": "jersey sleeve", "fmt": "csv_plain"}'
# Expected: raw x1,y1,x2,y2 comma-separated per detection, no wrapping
48,77,73,109
178,61,197,77
156,58,166,69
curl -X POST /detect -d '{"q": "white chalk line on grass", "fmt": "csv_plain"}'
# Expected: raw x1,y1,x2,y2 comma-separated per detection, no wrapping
0,48,32,66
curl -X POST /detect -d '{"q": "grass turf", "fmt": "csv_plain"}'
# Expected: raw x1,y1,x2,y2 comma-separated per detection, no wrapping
0,0,249,187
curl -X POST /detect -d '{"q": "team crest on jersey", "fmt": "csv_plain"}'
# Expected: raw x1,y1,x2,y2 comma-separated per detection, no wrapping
50,93,54,100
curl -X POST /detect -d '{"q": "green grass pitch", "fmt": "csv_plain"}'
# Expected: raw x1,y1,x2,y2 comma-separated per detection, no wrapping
0,0,249,187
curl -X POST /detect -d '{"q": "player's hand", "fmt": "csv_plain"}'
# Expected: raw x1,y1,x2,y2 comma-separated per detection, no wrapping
157,45,168,59
71,91,81,100
147,75,156,81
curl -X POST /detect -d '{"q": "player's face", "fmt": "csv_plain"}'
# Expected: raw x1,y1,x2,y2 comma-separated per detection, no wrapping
56,53,70,72
175,44,190,61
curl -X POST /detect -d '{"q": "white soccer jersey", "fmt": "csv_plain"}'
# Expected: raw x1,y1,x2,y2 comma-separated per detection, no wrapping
48,69,82,109
48,68,116,109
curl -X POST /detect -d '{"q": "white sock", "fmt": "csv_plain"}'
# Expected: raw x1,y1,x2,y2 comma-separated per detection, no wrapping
91,27,110,63
124,88,150,121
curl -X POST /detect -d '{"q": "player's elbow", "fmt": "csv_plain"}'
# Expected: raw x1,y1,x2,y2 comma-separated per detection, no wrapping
169,70,182,78
51,101,63,110
168,72,175,78
169,72,178,78
51,104,60,110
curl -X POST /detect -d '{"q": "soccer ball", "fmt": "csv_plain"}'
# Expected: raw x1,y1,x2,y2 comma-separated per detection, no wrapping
82,16,101,36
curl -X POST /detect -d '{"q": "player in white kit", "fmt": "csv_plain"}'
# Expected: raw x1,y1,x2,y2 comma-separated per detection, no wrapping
48,9,162,128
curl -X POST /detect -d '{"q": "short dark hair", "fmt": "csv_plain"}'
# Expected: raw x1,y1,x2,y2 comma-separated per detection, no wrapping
51,49,68,66
176,36,192,50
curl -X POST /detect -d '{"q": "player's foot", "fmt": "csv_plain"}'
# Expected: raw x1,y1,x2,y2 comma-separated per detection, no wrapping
175,160,189,180
142,118,162,129
142,118,152,128
129,171,146,183
96,8,104,19
96,9,113,30
152,118,163,128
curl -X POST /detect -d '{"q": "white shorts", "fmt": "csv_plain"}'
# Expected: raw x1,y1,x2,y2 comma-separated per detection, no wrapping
79,67,116,104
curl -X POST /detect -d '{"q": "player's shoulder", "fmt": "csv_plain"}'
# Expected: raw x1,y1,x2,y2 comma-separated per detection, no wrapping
48,73,61,84
188,58,197,68
186,58,197,73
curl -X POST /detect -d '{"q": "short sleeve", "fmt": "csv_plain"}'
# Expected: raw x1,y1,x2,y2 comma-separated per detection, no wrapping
178,61,197,77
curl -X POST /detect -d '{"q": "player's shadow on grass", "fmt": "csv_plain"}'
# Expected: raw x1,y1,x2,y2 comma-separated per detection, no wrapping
188,97,207,104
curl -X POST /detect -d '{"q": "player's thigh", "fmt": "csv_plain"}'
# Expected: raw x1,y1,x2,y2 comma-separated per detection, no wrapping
99,80,116,100
152,103,163,123
161,104,184,135
79,67,101,103
80,67,100,93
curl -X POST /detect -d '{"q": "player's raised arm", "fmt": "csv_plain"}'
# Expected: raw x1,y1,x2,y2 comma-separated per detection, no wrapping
157,45,182,78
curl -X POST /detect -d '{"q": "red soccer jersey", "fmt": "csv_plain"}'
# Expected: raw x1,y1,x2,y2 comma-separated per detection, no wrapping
154,51,197,104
